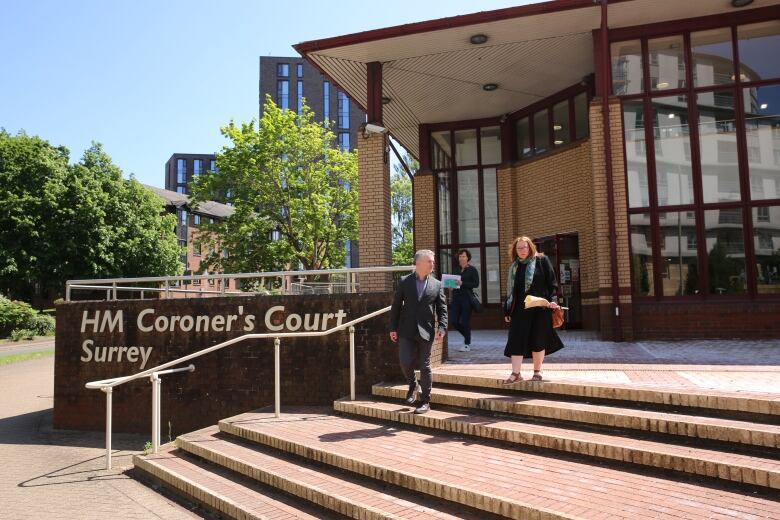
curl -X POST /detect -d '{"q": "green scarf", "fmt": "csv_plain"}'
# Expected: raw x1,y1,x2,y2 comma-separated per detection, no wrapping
505,255,536,311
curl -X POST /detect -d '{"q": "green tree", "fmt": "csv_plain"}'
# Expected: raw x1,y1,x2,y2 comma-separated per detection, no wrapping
190,96,358,273
390,152,416,266
0,131,182,302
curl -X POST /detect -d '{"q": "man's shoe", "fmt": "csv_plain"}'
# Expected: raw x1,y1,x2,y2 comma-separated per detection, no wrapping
405,382,421,405
414,402,430,414
458,344,471,352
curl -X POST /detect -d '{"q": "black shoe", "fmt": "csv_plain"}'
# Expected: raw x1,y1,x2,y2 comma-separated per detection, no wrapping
405,382,421,405
414,402,430,414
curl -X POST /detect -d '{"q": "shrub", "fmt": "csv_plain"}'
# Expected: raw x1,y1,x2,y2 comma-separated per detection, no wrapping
26,314,56,336
10,329,36,341
0,295,37,336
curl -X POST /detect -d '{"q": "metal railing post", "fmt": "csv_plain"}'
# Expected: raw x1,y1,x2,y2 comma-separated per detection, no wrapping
274,338,281,418
349,326,356,401
151,373,160,453
112,282,118,301
104,387,113,470
65,282,71,302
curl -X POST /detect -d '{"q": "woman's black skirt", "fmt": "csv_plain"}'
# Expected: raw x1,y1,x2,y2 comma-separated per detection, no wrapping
504,306,565,359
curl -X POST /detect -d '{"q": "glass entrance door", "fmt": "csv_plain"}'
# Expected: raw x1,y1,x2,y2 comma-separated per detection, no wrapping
535,233,582,328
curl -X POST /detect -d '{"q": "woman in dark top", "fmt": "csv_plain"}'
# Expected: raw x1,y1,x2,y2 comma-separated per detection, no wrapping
503,236,564,383
451,249,480,352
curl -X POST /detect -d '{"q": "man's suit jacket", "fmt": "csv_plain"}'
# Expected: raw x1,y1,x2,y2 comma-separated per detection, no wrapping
389,273,448,342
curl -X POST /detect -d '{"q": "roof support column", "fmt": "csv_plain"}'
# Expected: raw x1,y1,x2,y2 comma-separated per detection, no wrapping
366,61,383,124
599,0,624,341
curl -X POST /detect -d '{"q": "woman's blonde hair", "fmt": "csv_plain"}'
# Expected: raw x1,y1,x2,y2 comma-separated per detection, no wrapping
508,236,539,261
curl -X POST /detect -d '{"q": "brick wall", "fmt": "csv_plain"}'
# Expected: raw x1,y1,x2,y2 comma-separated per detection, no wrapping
53,293,442,434
588,98,634,340
496,139,602,331
633,301,780,339
412,172,436,254
357,133,392,291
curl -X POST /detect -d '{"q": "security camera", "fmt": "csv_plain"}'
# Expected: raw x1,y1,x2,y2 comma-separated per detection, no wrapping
362,123,388,137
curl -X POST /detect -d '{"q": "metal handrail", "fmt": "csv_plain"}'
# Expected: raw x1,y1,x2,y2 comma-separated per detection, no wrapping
85,305,392,469
66,265,412,301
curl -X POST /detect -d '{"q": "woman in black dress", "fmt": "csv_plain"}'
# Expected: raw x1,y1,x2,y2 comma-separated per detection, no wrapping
503,236,564,383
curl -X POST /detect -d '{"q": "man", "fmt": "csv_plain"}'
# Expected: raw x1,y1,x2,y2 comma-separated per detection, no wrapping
389,249,447,414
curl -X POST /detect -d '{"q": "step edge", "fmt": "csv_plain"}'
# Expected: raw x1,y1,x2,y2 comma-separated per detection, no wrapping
430,373,779,415
176,433,412,520
133,453,264,520
334,399,780,490
217,418,580,520
371,384,779,449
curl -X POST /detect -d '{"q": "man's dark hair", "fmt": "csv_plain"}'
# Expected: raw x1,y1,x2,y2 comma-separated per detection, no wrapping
457,248,472,261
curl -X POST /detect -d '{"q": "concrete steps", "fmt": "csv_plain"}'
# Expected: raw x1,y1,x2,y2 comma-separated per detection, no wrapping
334,397,780,489
133,446,342,520
132,375,780,519
432,371,780,416
372,383,780,449
218,409,780,520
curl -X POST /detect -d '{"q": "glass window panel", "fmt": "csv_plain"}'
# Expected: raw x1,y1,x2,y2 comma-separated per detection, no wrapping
516,117,531,158
552,100,571,147
623,100,650,208
438,249,452,276
480,126,501,164
697,90,741,203
431,130,452,170
738,21,780,83
574,92,589,140
648,35,686,91
193,159,203,175
437,172,452,245
704,208,747,295
276,80,289,110
611,39,644,95
454,129,478,166
466,249,481,301
659,211,699,296
753,205,780,294
630,213,654,296
533,110,549,154
485,246,501,304
651,95,694,206
483,168,498,242
691,28,735,88
743,84,780,200
457,169,480,243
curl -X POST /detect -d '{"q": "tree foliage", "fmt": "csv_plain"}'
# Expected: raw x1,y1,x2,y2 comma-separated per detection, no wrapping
0,130,182,302
391,152,416,266
190,96,358,272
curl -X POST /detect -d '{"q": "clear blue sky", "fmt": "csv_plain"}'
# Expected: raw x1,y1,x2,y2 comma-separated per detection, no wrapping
1,0,528,188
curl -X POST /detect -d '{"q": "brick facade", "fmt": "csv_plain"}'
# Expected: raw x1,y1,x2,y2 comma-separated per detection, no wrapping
357,133,392,292
412,172,436,254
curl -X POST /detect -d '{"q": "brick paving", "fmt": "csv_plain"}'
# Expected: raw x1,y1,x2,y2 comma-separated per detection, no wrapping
0,356,202,520
443,329,780,394
221,409,780,520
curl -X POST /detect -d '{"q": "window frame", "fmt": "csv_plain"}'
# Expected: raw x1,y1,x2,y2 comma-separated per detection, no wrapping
612,16,780,301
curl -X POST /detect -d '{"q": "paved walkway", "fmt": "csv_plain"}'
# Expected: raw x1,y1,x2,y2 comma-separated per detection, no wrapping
443,330,780,394
0,356,203,520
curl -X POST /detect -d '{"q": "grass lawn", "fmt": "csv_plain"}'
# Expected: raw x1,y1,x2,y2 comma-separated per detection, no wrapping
0,349,55,365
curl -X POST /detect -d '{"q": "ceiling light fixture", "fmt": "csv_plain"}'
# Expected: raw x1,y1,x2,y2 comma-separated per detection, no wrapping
553,124,562,130
668,113,676,119
470,34,488,45
554,140,564,145
731,0,754,7
760,103,768,109
656,82,670,89
381,96,392,105
483,83,498,91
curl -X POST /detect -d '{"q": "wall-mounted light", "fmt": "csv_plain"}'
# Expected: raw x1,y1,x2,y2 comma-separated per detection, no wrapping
483,83,498,91
470,34,488,45
731,0,754,7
